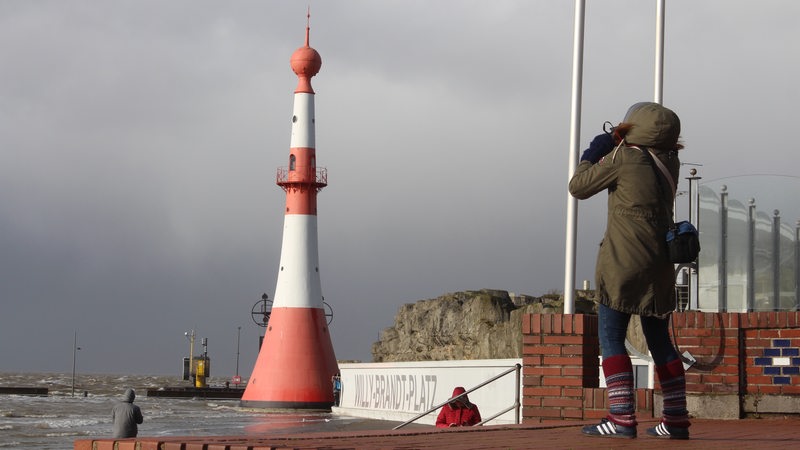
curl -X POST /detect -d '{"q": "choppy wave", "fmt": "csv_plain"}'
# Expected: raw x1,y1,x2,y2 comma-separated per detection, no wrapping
0,371,347,450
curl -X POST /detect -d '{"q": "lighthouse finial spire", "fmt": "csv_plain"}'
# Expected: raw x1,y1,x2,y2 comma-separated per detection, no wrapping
305,7,310,47
289,6,321,93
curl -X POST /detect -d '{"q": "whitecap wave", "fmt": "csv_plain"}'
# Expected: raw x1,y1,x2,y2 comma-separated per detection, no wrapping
0,371,347,448
42,417,105,429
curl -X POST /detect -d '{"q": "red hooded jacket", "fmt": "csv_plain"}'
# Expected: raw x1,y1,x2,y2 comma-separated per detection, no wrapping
435,387,482,428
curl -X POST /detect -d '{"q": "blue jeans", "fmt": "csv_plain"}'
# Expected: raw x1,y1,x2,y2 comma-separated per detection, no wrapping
598,304,679,366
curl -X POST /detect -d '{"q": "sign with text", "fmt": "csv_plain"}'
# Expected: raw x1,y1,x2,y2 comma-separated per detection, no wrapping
337,359,522,426
353,373,438,412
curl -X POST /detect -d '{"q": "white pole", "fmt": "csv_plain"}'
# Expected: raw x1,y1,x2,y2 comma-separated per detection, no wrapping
647,0,667,391
185,329,195,383
236,326,241,377
71,331,78,397
654,0,665,104
564,0,586,314
563,0,586,315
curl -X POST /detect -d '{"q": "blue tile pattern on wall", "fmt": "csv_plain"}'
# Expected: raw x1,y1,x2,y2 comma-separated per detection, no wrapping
753,338,800,384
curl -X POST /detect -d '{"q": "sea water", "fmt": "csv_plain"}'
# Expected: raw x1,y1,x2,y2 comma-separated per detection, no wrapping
0,372,364,450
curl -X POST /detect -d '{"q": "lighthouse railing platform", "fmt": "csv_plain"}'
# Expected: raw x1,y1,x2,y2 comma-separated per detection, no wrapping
276,167,327,190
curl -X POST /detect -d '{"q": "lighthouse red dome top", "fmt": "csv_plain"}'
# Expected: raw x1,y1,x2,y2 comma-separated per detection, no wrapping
290,12,321,94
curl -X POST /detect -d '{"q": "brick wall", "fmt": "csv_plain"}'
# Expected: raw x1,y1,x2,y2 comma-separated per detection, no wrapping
521,313,655,423
670,312,741,396
522,311,800,422
672,311,800,413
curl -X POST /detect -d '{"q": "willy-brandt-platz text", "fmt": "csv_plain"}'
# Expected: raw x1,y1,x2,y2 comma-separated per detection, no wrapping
353,374,438,412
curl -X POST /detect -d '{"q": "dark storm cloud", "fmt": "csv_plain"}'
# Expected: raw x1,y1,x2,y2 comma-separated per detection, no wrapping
1,0,798,375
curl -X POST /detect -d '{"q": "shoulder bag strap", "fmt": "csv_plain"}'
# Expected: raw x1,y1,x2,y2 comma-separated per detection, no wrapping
646,149,677,198
631,144,676,201
631,146,676,228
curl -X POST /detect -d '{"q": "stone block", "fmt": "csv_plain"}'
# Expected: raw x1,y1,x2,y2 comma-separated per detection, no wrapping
743,394,800,415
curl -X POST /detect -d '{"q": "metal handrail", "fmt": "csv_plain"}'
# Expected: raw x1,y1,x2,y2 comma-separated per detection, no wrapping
276,166,327,186
392,363,521,430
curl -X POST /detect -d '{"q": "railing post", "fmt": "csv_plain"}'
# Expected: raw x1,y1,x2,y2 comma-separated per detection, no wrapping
795,220,800,311
687,169,701,310
772,209,781,311
515,363,521,424
719,185,728,311
747,198,756,311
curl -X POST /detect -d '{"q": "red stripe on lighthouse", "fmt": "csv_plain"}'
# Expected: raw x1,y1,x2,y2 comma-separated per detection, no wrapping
280,147,321,215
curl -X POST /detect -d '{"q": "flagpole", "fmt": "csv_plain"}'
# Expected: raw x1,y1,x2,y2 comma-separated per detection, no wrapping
563,0,586,315
647,0,667,391
654,0,665,104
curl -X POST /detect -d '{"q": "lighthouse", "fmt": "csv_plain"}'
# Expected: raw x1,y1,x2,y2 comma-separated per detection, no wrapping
240,17,338,409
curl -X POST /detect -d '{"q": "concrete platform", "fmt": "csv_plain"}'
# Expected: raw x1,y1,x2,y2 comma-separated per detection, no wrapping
146,386,244,399
0,386,48,396
75,416,800,449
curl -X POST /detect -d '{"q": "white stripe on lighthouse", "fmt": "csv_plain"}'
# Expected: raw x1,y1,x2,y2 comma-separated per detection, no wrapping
272,214,323,309
290,93,315,149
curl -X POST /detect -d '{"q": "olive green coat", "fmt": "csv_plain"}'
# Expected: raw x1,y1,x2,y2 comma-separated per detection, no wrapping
569,104,681,317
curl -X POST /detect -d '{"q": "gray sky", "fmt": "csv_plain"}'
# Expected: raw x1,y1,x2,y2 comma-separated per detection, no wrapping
2,0,799,377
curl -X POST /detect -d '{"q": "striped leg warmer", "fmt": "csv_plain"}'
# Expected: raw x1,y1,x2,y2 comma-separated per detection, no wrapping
655,358,690,428
602,354,636,427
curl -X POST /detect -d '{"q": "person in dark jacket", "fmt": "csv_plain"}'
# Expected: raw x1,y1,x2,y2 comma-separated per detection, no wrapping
569,102,690,440
435,386,481,428
331,373,342,406
111,388,143,438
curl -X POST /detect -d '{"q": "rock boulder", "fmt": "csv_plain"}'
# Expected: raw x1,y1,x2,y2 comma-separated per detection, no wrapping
371,289,598,362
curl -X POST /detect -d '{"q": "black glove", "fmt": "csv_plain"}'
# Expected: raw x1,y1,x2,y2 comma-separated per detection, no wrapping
580,133,615,164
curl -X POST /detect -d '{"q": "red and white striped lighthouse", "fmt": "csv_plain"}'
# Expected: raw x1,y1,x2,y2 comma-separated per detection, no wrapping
240,18,338,409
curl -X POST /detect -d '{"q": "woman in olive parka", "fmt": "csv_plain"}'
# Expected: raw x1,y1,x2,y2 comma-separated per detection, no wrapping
569,102,690,440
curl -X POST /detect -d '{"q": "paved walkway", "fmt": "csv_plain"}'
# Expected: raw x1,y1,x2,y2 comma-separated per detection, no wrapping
75,417,800,449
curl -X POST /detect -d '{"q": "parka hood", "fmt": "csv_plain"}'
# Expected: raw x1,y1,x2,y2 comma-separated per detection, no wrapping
123,388,135,403
451,386,469,403
621,102,680,150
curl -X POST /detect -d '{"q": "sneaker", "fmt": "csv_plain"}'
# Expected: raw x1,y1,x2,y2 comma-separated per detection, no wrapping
646,422,690,439
581,418,637,438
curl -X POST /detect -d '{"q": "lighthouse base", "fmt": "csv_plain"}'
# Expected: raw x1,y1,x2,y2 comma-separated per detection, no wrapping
239,399,333,410
240,307,338,410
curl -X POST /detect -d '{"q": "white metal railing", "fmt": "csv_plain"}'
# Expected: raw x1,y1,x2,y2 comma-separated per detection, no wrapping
392,363,521,429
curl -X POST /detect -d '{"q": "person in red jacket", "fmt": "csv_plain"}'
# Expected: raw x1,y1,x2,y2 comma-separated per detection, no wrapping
435,386,482,428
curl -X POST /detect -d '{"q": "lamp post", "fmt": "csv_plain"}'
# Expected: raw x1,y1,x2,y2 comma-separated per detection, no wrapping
236,326,241,378
71,331,81,397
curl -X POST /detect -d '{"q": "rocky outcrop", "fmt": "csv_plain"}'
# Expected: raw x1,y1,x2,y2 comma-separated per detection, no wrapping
371,289,598,362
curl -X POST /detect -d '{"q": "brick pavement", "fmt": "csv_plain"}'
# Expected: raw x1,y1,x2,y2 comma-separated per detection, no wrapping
75,417,800,450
